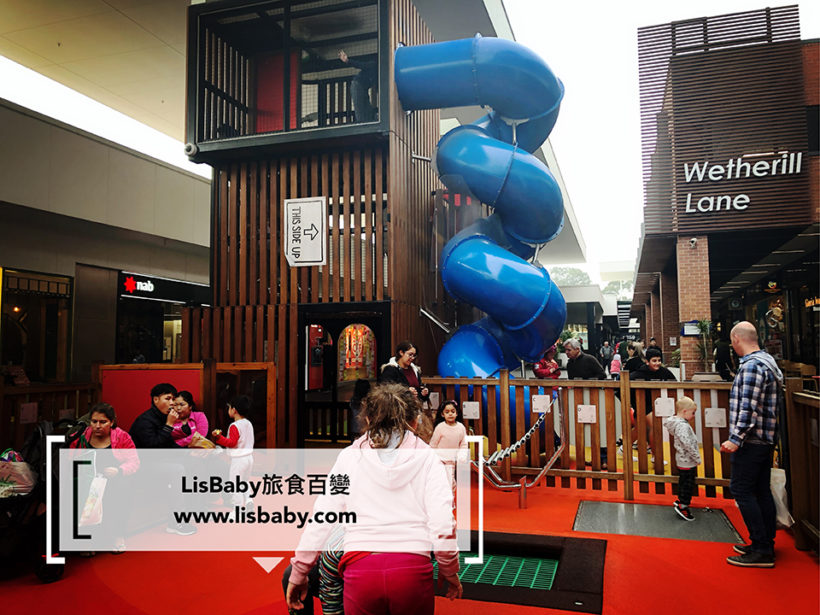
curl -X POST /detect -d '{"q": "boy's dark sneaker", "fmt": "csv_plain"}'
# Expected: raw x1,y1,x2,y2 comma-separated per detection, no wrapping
726,552,775,568
733,543,751,555
675,506,694,521
673,499,681,509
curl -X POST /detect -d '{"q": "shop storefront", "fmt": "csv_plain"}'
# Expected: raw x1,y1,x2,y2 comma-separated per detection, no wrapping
631,6,819,375
116,271,209,364
0,267,72,382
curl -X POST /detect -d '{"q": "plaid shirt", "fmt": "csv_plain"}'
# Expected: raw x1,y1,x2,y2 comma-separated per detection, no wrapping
728,350,780,446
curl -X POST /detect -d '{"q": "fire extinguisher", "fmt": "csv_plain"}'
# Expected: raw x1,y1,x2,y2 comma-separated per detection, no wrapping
307,324,325,390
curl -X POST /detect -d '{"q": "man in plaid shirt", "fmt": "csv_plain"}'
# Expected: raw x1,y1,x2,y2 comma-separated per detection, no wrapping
720,321,782,568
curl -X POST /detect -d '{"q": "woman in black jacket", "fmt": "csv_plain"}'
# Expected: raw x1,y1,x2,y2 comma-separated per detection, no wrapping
379,341,430,402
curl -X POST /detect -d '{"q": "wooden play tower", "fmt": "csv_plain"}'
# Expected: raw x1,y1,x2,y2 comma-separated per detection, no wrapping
180,0,477,447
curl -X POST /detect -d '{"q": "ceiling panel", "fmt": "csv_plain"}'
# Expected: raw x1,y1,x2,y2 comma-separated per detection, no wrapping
61,45,184,88
0,0,107,35
106,77,185,124
118,1,188,47
4,10,165,64
0,35,54,68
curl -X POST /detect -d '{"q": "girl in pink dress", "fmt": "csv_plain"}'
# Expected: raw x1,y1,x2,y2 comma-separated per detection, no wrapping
430,400,468,490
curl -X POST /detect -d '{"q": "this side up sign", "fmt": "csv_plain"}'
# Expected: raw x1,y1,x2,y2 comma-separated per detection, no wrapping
284,197,327,267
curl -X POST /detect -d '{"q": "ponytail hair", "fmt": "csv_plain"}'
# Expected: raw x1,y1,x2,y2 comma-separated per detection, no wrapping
361,383,421,448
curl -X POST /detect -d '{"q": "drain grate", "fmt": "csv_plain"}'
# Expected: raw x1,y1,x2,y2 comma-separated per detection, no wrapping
434,552,558,590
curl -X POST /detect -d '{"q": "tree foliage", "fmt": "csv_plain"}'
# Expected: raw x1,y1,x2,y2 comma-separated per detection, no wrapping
548,266,592,286
602,279,634,300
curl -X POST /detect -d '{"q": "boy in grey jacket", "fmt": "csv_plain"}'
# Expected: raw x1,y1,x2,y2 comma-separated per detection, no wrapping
664,397,701,521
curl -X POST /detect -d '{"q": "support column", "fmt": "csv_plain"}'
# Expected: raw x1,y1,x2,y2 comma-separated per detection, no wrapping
640,312,647,343
660,270,679,357
650,286,662,344
676,235,711,379
644,300,652,342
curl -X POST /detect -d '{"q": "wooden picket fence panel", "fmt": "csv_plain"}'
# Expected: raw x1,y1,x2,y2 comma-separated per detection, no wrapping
424,371,738,501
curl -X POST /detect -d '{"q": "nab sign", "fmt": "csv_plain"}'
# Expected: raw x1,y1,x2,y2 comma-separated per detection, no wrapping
284,197,326,267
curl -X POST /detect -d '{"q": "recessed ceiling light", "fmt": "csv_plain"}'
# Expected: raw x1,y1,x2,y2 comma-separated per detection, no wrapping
772,250,804,254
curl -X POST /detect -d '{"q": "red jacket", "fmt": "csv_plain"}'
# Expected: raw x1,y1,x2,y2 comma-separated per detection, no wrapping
70,426,140,475
534,358,560,379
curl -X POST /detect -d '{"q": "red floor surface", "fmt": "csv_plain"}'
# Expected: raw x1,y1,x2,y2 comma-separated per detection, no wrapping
3,482,817,614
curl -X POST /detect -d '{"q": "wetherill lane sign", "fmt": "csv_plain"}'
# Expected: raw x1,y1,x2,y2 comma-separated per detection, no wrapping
682,151,803,213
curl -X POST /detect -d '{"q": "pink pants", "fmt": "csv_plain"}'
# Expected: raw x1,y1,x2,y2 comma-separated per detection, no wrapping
343,553,434,615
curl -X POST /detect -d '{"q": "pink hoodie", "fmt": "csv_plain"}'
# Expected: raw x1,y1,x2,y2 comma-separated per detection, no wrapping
289,431,458,585
170,411,209,448
70,426,140,476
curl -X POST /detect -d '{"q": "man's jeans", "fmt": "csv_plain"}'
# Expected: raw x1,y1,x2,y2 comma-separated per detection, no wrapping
730,442,776,554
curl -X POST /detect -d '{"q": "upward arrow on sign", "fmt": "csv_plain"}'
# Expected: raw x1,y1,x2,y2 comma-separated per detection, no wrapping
305,223,319,240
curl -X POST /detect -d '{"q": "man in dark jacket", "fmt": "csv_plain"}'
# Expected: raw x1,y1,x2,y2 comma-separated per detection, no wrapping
129,382,180,448
563,338,606,380
129,382,197,536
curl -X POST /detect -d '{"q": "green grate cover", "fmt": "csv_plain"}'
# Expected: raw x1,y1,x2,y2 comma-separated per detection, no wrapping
433,552,558,590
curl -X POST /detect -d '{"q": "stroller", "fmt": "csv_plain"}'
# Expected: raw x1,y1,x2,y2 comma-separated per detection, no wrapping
0,418,85,583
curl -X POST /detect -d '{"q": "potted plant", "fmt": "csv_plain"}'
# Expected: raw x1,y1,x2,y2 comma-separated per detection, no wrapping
695,319,714,372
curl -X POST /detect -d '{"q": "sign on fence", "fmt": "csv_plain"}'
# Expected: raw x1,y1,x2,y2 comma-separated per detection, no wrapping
462,401,480,420
577,404,597,424
704,407,727,428
654,397,675,417
532,395,552,413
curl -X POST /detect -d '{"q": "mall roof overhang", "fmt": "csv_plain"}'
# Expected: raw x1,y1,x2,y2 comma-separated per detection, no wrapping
0,0,585,265
561,285,604,324
630,223,819,317
710,223,819,304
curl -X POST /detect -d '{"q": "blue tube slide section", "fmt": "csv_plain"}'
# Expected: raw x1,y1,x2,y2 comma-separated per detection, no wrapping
395,35,567,377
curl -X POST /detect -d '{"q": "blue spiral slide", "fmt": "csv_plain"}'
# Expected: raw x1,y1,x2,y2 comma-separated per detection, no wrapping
395,35,567,377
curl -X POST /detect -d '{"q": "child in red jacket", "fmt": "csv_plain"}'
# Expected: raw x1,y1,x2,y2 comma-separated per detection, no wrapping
533,345,560,379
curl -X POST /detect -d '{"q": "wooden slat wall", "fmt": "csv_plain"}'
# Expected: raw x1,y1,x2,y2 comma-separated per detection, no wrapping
209,150,389,308
638,6,809,235
186,147,392,446
387,0,446,375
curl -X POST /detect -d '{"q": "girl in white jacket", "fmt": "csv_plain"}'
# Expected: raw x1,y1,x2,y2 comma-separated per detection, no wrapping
286,383,462,614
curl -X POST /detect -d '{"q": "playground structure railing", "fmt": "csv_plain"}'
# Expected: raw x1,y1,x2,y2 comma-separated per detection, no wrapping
0,381,99,452
424,370,742,502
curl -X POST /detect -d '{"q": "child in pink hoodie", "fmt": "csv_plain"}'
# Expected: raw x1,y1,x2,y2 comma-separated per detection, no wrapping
286,383,462,614
430,400,468,491
609,353,622,380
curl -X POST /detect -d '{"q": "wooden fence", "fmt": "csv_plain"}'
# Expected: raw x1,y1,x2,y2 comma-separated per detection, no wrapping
785,381,819,551
424,371,737,501
0,382,99,451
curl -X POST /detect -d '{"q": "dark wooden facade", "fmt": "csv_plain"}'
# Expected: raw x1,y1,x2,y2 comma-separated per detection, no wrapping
181,0,449,447
638,6,810,236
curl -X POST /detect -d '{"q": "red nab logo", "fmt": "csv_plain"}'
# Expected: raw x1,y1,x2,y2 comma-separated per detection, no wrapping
123,276,154,293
